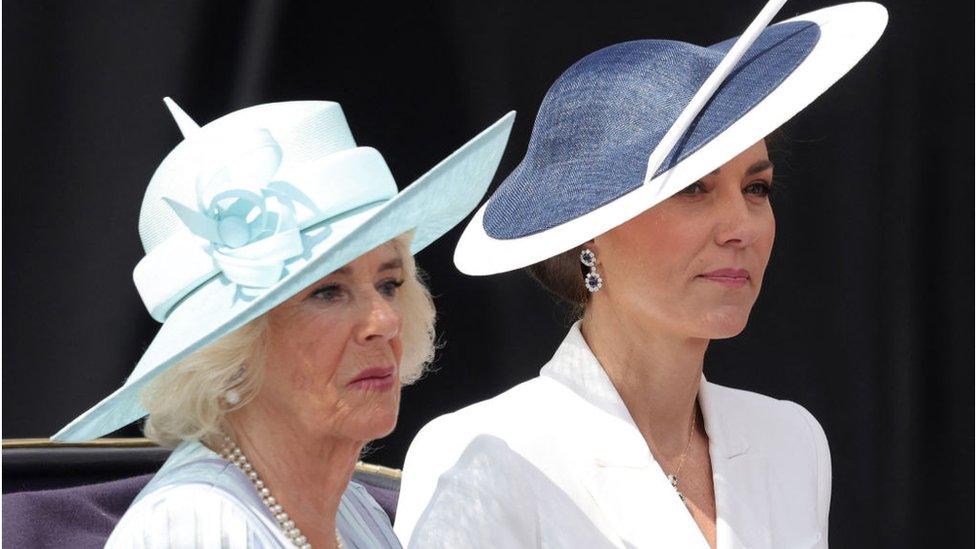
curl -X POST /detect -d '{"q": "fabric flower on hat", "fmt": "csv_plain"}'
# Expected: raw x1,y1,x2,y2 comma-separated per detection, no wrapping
164,129,306,288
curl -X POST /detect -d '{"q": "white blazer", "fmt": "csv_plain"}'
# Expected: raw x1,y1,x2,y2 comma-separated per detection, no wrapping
395,323,831,548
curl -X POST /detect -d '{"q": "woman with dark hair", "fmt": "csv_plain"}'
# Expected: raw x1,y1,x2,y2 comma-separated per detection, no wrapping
395,2,887,548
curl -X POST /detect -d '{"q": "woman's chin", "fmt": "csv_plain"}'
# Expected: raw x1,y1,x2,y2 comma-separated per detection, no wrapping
699,308,752,339
357,408,400,440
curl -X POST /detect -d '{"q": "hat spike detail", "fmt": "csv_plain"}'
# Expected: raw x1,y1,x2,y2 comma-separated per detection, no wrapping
163,96,201,138
643,0,788,190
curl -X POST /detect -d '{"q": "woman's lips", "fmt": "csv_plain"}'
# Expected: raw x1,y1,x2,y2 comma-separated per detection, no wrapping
348,366,396,390
697,268,750,287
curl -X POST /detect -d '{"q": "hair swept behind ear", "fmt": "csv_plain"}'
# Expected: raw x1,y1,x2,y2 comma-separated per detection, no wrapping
525,244,590,307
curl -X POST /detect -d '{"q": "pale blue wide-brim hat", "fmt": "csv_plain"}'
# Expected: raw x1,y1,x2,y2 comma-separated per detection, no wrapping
54,100,515,441
455,2,887,275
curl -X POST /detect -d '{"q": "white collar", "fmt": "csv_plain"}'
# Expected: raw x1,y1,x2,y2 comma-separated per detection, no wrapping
539,321,750,460
540,321,766,548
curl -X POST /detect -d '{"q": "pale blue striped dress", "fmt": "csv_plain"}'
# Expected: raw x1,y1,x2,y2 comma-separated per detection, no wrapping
106,440,401,548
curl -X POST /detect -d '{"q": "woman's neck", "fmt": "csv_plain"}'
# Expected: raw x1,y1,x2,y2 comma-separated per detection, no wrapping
580,302,708,455
224,407,363,549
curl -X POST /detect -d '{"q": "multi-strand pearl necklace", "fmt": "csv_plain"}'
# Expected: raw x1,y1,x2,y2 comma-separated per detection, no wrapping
219,434,343,549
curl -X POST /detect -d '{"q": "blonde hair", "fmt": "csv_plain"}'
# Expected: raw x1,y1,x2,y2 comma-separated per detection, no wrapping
142,233,436,447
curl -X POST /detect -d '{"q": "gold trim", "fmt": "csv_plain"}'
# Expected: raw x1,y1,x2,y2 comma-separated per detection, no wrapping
2,438,402,478
355,460,402,480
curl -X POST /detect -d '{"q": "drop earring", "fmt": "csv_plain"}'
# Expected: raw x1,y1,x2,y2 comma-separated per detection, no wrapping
580,248,603,292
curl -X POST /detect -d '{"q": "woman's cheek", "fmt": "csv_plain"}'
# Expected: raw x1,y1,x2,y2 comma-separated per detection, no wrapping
392,335,404,365
288,366,312,392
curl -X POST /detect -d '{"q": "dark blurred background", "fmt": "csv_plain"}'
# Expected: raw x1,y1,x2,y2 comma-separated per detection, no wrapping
3,1,972,546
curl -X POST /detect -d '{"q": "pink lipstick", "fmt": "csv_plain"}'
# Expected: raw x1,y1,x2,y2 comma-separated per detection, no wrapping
348,366,396,390
698,268,750,287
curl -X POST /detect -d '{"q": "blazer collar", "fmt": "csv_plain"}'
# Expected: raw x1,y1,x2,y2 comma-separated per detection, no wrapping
700,379,770,548
540,322,770,549
540,322,634,428
699,379,750,459
539,321,750,461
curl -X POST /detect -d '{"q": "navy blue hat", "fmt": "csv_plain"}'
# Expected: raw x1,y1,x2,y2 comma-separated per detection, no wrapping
455,2,887,275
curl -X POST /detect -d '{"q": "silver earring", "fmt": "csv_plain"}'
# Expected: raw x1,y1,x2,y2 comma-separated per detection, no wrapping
580,248,603,292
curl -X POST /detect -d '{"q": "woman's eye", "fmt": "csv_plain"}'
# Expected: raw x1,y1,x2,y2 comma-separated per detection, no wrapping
744,180,772,198
678,181,706,195
378,279,405,298
311,284,344,301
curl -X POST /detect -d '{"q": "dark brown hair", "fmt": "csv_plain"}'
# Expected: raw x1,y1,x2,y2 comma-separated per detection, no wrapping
524,134,789,309
525,244,590,307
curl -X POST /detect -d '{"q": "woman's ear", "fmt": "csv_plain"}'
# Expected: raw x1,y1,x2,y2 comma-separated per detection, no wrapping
584,238,601,265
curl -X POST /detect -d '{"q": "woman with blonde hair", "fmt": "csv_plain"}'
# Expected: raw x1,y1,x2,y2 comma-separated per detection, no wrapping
53,98,514,548
396,2,886,548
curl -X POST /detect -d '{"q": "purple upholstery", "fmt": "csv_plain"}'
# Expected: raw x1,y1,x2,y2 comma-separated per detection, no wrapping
364,481,399,520
2,471,399,548
2,474,152,549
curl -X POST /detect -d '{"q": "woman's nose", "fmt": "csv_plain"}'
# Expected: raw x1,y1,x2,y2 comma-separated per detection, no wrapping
713,194,760,248
356,294,401,344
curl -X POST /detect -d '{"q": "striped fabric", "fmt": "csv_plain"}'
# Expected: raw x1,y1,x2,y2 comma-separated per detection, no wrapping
107,440,400,548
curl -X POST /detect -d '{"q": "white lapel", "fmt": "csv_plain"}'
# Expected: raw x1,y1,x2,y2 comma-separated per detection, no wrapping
540,323,710,548
699,379,771,549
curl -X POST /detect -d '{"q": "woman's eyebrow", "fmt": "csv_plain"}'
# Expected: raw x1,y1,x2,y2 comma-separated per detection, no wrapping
330,257,401,277
708,159,774,177
745,159,774,176
378,258,403,272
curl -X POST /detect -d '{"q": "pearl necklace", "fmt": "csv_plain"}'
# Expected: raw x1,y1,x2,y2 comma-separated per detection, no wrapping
219,434,343,549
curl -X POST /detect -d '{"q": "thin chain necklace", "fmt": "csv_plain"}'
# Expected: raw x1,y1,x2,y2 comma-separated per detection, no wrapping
647,408,697,504
219,434,343,549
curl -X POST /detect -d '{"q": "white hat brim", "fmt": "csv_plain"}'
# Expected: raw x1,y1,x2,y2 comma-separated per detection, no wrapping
53,111,516,442
454,2,887,276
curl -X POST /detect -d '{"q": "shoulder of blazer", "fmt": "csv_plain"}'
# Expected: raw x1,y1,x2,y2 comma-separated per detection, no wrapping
397,375,573,543
702,380,830,482
411,374,584,449
403,372,614,482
